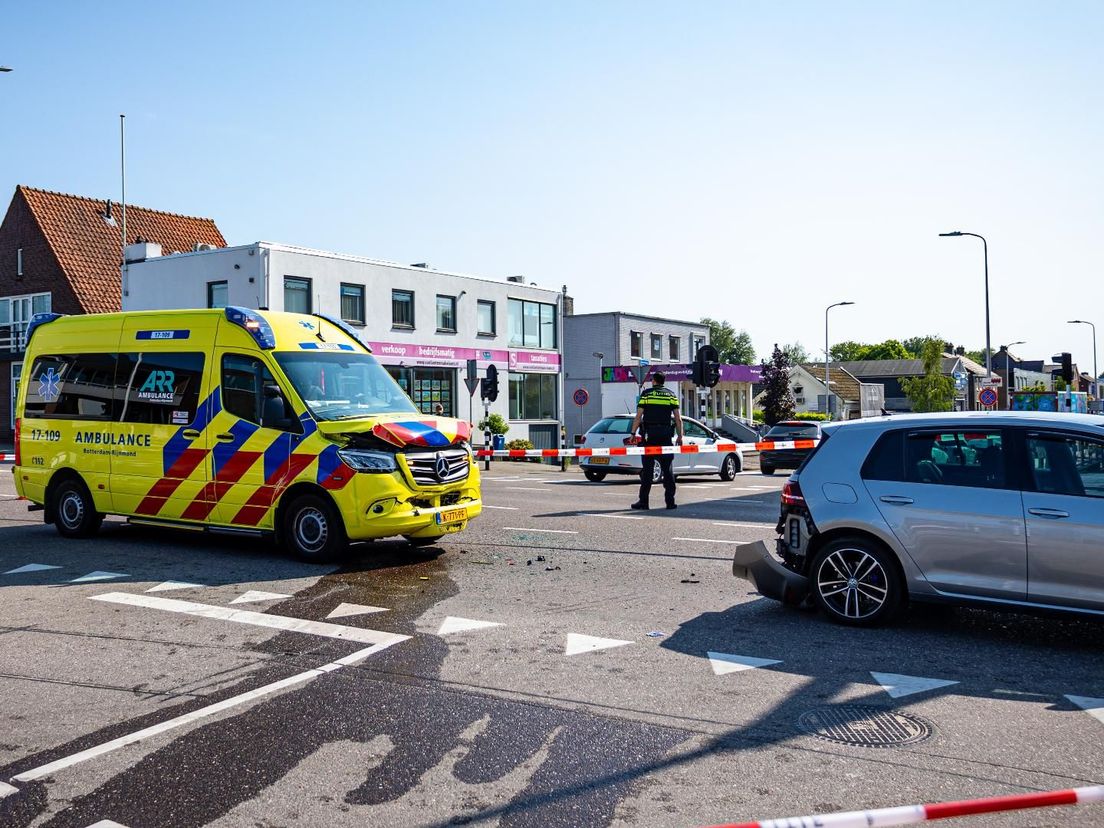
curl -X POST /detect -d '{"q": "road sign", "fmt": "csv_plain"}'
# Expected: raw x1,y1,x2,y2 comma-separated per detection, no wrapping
464,377,480,396
572,388,589,406
465,359,479,396
982,376,1003,386
978,387,998,407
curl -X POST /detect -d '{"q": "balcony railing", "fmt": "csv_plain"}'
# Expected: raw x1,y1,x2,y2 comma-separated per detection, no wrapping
0,322,30,353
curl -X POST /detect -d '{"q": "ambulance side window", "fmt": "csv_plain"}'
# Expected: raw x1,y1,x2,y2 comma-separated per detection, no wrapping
222,354,299,432
117,352,205,426
23,353,117,420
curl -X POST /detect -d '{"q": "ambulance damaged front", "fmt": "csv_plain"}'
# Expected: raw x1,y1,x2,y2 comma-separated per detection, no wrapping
272,341,482,541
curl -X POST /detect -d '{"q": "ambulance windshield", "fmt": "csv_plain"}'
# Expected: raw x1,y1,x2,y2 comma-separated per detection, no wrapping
275,352,418,420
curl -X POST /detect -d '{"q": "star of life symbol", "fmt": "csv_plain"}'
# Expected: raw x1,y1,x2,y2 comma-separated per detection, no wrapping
299,320,315,330
38,368,60,403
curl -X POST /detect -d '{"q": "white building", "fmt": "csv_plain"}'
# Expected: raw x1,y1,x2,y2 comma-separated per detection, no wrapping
122,241,565,449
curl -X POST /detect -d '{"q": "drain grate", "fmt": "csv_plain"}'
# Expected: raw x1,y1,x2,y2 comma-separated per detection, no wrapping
797,705,933,748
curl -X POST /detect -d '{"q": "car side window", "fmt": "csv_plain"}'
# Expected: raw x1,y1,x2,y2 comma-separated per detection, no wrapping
861,430,904,481
683,421,708,439
904,430,1006,489
1026,433,1104,498
221,354,300,432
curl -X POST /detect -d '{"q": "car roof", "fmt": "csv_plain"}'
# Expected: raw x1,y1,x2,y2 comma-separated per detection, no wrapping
823,410,1104,436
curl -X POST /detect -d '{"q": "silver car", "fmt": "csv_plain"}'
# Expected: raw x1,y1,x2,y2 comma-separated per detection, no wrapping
578,414,744,483
733,411,1104,625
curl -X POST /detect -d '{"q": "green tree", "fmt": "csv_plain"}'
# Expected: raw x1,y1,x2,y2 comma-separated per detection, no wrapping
700,318,756,364
903,335,947,358
862,339,911,360
760,344,796,425
830,340,870,361
899,339,955,412
780,342,810,364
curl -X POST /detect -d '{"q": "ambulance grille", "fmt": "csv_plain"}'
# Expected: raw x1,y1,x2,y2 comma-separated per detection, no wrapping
405,448,470,486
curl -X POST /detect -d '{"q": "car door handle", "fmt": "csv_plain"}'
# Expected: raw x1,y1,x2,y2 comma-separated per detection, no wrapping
182,429,201,441
1028,508,1070,519
215,433,236,443
879,495,914,505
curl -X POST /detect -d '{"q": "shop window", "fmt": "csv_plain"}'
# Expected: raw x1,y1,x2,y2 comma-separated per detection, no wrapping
508,372,558,420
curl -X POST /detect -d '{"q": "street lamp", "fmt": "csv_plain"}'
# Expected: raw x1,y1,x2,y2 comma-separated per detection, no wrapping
1068,320,1098,402
825,301,854,420
1002,340,1025,409
939,231,992,378
0,67,13,73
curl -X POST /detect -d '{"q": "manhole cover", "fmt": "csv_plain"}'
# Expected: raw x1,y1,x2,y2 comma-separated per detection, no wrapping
797,705,933,748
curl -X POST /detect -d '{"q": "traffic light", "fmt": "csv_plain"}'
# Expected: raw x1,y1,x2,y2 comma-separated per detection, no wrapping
694,345,720,388
1053,352,1073,384
482,364,499,402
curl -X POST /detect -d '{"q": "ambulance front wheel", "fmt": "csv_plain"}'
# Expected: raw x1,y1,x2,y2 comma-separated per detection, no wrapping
52,478,103,539
283,493,347,562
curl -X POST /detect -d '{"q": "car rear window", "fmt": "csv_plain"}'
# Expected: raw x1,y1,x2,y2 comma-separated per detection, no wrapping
765,423,819,439
590,418,633,434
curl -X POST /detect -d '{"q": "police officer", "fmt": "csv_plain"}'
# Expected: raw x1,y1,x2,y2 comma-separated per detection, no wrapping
629,371,684,510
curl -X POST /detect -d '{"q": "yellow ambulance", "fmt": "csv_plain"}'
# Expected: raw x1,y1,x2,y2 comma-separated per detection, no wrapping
13,307,482,560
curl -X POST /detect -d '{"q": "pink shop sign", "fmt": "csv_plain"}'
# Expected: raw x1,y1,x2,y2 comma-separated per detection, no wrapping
508,349,561,373
368,341,510,368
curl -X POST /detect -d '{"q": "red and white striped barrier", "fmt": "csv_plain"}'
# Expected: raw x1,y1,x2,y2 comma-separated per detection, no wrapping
474,439,818,459
0,453,14,462
709,783,1104,828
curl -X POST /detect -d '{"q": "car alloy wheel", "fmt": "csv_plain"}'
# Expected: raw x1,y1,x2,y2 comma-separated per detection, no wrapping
720,454,738,481
651,463,663,484
811,539,901,626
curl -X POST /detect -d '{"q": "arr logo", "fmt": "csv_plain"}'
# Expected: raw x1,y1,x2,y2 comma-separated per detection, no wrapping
138,370,175,395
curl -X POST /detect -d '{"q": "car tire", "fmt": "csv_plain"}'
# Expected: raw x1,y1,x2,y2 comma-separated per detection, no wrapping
640,463,663,484
52,477,103,539
719,453,740,481
583,469,607,482
404,536,440,548
761,464,775,476
810,537,903,626
283,493,347,562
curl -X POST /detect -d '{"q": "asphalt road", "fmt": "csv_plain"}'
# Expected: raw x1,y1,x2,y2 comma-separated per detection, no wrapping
0,460,1102,827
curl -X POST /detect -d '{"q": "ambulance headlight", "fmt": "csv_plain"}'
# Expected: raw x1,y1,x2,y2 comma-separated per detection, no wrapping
337,449,397,473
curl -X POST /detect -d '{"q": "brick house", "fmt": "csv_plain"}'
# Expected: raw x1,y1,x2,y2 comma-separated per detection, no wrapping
0,185,225,439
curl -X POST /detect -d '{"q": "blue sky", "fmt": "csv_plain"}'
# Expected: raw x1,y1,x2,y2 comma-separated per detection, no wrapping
2,1,1102,369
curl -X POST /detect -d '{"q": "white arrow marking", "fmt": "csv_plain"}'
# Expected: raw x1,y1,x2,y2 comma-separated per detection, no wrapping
0,781,17,798
871,671,959,699
707,651,782,675
437,616,502,636
70,571,128,583
4,563,62,574
85,821,130,827
146,581,204,593
327,602,389,619
1066,695,1104,726
565,633,632,656
229,590,290,605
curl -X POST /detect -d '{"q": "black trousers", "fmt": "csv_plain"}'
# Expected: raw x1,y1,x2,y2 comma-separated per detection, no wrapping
639,453,676,506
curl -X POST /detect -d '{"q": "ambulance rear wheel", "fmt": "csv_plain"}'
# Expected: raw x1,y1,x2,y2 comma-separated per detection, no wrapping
283,494,346,562
52,478,103,539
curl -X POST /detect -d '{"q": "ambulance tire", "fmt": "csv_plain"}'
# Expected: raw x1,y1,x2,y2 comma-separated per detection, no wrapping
52,477,103,539
283,493,347,562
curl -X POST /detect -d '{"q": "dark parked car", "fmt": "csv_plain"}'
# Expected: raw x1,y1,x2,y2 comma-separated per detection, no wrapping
759,420,822,475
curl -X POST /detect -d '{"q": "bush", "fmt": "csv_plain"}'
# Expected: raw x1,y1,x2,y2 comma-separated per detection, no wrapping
793,411,830,421
477,413,509,435
504,438,535,461
753,409,765,423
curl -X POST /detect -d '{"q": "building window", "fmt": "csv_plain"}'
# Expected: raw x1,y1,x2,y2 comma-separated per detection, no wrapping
16,248,23,278
207,281,228,309
10,361,21,430
669,336,680,361
650,334,663,360
630,331,642,358
340,283,365,325
477,300,496,335
508,372,558,420
284,276,311,314
392,289,415,328
507,299,557,349
692,335,705,357
436,295,457,332
0,292,51,352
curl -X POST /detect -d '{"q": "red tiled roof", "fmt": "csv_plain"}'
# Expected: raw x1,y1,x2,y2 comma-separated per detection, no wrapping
17,185,225,314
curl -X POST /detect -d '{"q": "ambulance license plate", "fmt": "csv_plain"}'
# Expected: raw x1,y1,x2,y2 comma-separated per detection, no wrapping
590,457,610,465
436,507,468,525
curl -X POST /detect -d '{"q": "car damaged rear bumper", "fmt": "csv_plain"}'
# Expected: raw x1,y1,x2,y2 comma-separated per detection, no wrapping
732,539,810,605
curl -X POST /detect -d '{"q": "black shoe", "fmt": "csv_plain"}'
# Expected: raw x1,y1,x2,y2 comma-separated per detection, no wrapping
630,501,649,510
666,502,677,510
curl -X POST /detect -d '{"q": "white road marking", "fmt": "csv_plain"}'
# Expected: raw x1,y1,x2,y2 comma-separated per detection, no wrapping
1066,695,1104,726
437,616,502,635
708,652,783,675
70,571,128,583
581,513,643,520
504,487,548,492
672,537,742,545
10,639,404,784
729,499,769,504
503,527,578,534
229,590,291,605
565,633,632,656
0,780,17,798
89,593,408,646
482,505,518,510
327,602,389,619
146,581,204,593
4,563,62,575
713,522,774,529
747,485,778,490
85,821,130,827
870,671,959,699
729,487,758,491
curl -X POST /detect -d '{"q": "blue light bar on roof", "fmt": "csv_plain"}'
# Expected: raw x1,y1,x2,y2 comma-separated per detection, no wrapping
25,313,63,345
225,307,277,349
312,313,372,352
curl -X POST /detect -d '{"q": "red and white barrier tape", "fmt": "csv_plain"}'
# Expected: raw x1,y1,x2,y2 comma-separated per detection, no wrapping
473,439,818,459
0,453,13,462
710,783,1104,828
